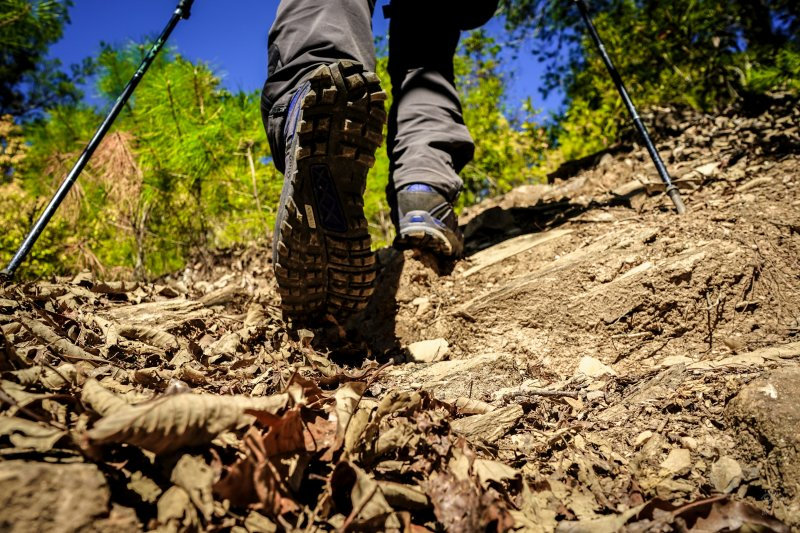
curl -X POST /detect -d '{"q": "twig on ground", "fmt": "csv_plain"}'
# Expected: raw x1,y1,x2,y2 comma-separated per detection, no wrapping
503,389,580,402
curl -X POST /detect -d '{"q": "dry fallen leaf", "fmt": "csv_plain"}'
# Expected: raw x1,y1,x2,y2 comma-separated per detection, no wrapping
116,324,180,353
81,378,132,416
555,504,645,533
19,317,105,364
451,404,523,443
8,363,76,390
171,454,216,521
87,387,289,454
330,461,400,530
215,408,312,515
472,459,521,490
453,397,495,415
0,416,66,452
672,495,790,533
156,486,199,532
0,327,21,371
331,382,367,455
427,471,485,533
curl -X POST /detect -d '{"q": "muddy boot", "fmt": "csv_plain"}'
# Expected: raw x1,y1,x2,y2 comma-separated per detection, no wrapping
271,60,387,321
393,183,464,257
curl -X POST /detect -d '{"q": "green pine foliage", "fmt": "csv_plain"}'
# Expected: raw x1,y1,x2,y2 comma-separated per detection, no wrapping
5,44,282,279
500,0,799,161
364,55,394,248
4,0,797,279
456,30,549,205
745,47,800,94
5,35,546,278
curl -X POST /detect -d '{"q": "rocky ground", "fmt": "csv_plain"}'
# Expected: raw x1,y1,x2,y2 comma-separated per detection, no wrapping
1,94,799,532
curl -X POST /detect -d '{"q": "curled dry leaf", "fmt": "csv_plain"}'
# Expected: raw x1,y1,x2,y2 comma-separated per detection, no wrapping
156,486,199,532
176,364,207,386
8,363,77,390
19,317,105,364
244,511,278,533
360,390,425,450
330,461,400,531
82,379,131,416
332,382,367,455
687,497,790,532
116,324,180,353
555,505,644,533
562,495,792,533
453,397,495,415
0,298,20,313
133,367,172,387
86,387,289,455
208,332,242,358
127,471,162,504
171,455,216,521
640,495,792,533
0,327,23,371
92,281,139,295
0,416,66,452
377,481,429,511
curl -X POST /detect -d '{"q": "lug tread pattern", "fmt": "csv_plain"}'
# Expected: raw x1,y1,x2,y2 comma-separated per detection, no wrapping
273,60,386,320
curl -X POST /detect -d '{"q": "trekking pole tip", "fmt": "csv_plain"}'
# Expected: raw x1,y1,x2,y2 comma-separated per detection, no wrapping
666,186,687,215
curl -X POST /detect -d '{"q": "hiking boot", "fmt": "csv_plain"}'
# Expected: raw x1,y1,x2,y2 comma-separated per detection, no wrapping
393,184,464,257
272,60,387,320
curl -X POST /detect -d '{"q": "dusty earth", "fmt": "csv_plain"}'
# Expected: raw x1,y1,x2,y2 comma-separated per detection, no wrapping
1,94,799,532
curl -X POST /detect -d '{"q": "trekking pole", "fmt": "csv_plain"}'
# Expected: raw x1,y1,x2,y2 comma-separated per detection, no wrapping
573,0,687,215
0,0,196,282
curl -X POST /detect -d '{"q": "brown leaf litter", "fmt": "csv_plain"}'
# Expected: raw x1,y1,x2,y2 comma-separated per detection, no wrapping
1,95,799,531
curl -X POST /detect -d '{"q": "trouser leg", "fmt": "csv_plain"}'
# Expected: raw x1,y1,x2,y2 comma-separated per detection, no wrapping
386,0,499,207
261,0,377,172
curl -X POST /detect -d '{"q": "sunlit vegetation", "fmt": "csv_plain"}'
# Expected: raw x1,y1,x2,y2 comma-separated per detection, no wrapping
1,0,797,278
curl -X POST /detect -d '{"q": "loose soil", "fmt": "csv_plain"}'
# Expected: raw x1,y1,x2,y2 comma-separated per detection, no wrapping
1,94,798,532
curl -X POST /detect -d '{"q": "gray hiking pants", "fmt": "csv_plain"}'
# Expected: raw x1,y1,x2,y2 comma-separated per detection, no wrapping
261,0,499,205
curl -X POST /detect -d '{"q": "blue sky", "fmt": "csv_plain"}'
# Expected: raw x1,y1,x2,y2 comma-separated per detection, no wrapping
49,0,564,118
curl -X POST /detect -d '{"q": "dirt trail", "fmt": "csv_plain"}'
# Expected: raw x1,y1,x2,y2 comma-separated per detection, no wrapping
1,95,799,532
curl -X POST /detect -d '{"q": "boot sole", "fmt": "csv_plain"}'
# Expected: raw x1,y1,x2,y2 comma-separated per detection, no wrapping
274,60,387,320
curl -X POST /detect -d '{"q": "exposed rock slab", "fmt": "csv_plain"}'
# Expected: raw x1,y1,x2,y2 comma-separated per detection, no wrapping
726,366,800,526
0,461,112,533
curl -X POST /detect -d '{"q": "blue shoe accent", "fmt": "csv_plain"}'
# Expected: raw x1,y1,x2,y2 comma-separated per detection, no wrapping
404,184,436,193
284,84,308,142
394,183,464,257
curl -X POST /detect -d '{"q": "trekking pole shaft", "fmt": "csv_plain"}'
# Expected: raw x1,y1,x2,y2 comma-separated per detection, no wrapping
0,0,195,281
573,0,686,215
